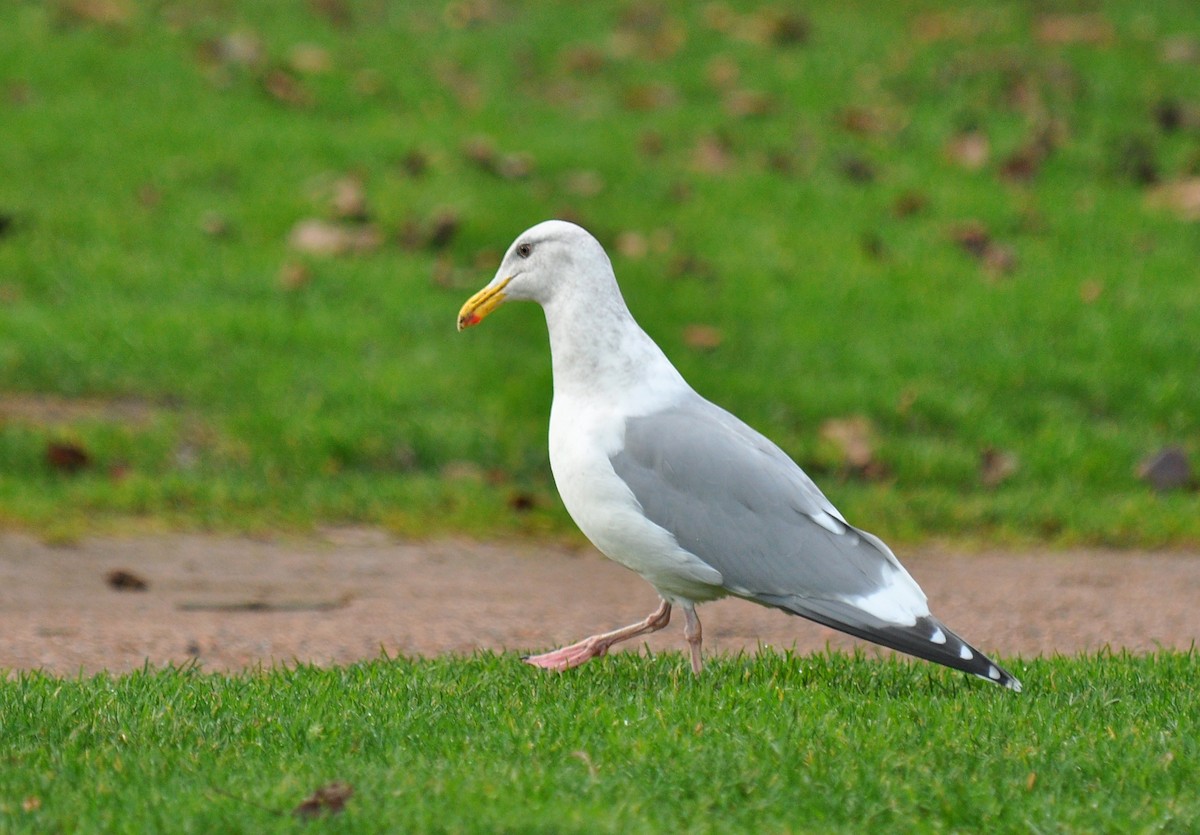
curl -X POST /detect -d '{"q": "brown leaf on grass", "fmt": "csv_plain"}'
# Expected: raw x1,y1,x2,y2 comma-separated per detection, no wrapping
980,447,1019,487
562,169,605,198
682,324,723,351
838,155,876,184
263,69,312,107
21,796,41,813
293,782,353,818
278,261,311,291
288,43,332,75
59,0,131,26
200,212,232,238
892,190,928,218
950,222,1017,277
691,136,734,174
615,231,648,259
945,131,990,171
1035,14,1114,46
819,416,886,479
910,12,985,43
399,149,430,178
460,136,534,179
705,55,740,90
1161,35,1200,65
724,89,774,119
106,569,148,592
330,176,368,221
507,491,537,512
560,44,607,75
1145,178,1200,221
1136,447,1194,492
46,441,90,474
308,0,352,27
638,131,665,157
1079,280,1103,304
622,82,678,112
668,253,715,281
836,107,894,136
289,219,381,256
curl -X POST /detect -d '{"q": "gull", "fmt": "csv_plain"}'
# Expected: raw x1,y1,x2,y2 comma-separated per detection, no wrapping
457,219,1021,690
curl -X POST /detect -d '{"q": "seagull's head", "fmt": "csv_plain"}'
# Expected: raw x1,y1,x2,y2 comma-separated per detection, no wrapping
457,219,612,330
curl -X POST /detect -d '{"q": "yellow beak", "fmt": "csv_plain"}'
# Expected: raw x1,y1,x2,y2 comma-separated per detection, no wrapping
457,276,512,331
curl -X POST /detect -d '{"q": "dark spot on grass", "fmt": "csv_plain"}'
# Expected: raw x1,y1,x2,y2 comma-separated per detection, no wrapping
293,781,353,818
45,441,90,474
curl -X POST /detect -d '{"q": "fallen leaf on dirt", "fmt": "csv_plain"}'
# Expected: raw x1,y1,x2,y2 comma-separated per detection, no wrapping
1136,447,1193,492
1145,178,1200,221
945,131,990,170
289,219,381,256
980,447,1019,487
46,441,90,474
682,324,723,350
293,782,354,819
106,569,148,592
1035,14,1113,45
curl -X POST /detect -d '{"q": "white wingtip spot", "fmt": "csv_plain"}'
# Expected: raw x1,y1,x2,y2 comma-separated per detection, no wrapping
929,627,946,645
959,645,973,660
988,665,1001,681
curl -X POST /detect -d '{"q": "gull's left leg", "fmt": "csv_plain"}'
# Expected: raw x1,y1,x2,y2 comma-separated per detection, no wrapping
523,598,672,672
683,604,703,675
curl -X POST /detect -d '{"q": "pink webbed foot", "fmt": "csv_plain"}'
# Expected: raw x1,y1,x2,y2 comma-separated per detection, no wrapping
522,637,611,671
522,599,673,672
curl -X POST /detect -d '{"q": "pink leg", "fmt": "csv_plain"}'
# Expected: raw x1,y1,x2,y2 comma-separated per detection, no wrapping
683,605,703,675
523,599,672,671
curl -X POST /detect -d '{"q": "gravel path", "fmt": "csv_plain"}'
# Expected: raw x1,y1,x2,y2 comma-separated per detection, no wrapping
2,529,1197,676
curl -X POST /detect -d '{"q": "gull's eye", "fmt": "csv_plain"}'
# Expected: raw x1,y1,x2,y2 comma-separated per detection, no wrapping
516,242,533,258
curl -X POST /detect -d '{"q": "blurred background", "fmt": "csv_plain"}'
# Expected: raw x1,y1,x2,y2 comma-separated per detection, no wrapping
1,0,1197,546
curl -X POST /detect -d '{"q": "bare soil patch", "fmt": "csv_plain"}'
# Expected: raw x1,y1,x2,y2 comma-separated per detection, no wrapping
2,529,1197,676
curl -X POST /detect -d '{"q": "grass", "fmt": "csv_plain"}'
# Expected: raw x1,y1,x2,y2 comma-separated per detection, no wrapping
1,0,1199,544
1,651,1197,833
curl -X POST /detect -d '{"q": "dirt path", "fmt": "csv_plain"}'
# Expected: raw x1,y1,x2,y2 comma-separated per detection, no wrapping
2,529,1197,676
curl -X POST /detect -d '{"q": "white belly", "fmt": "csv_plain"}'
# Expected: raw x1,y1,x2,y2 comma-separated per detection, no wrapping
548,396,725,603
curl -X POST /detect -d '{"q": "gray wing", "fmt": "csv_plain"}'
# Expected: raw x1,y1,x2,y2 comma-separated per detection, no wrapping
609,392,910,604
610,393,1023,691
